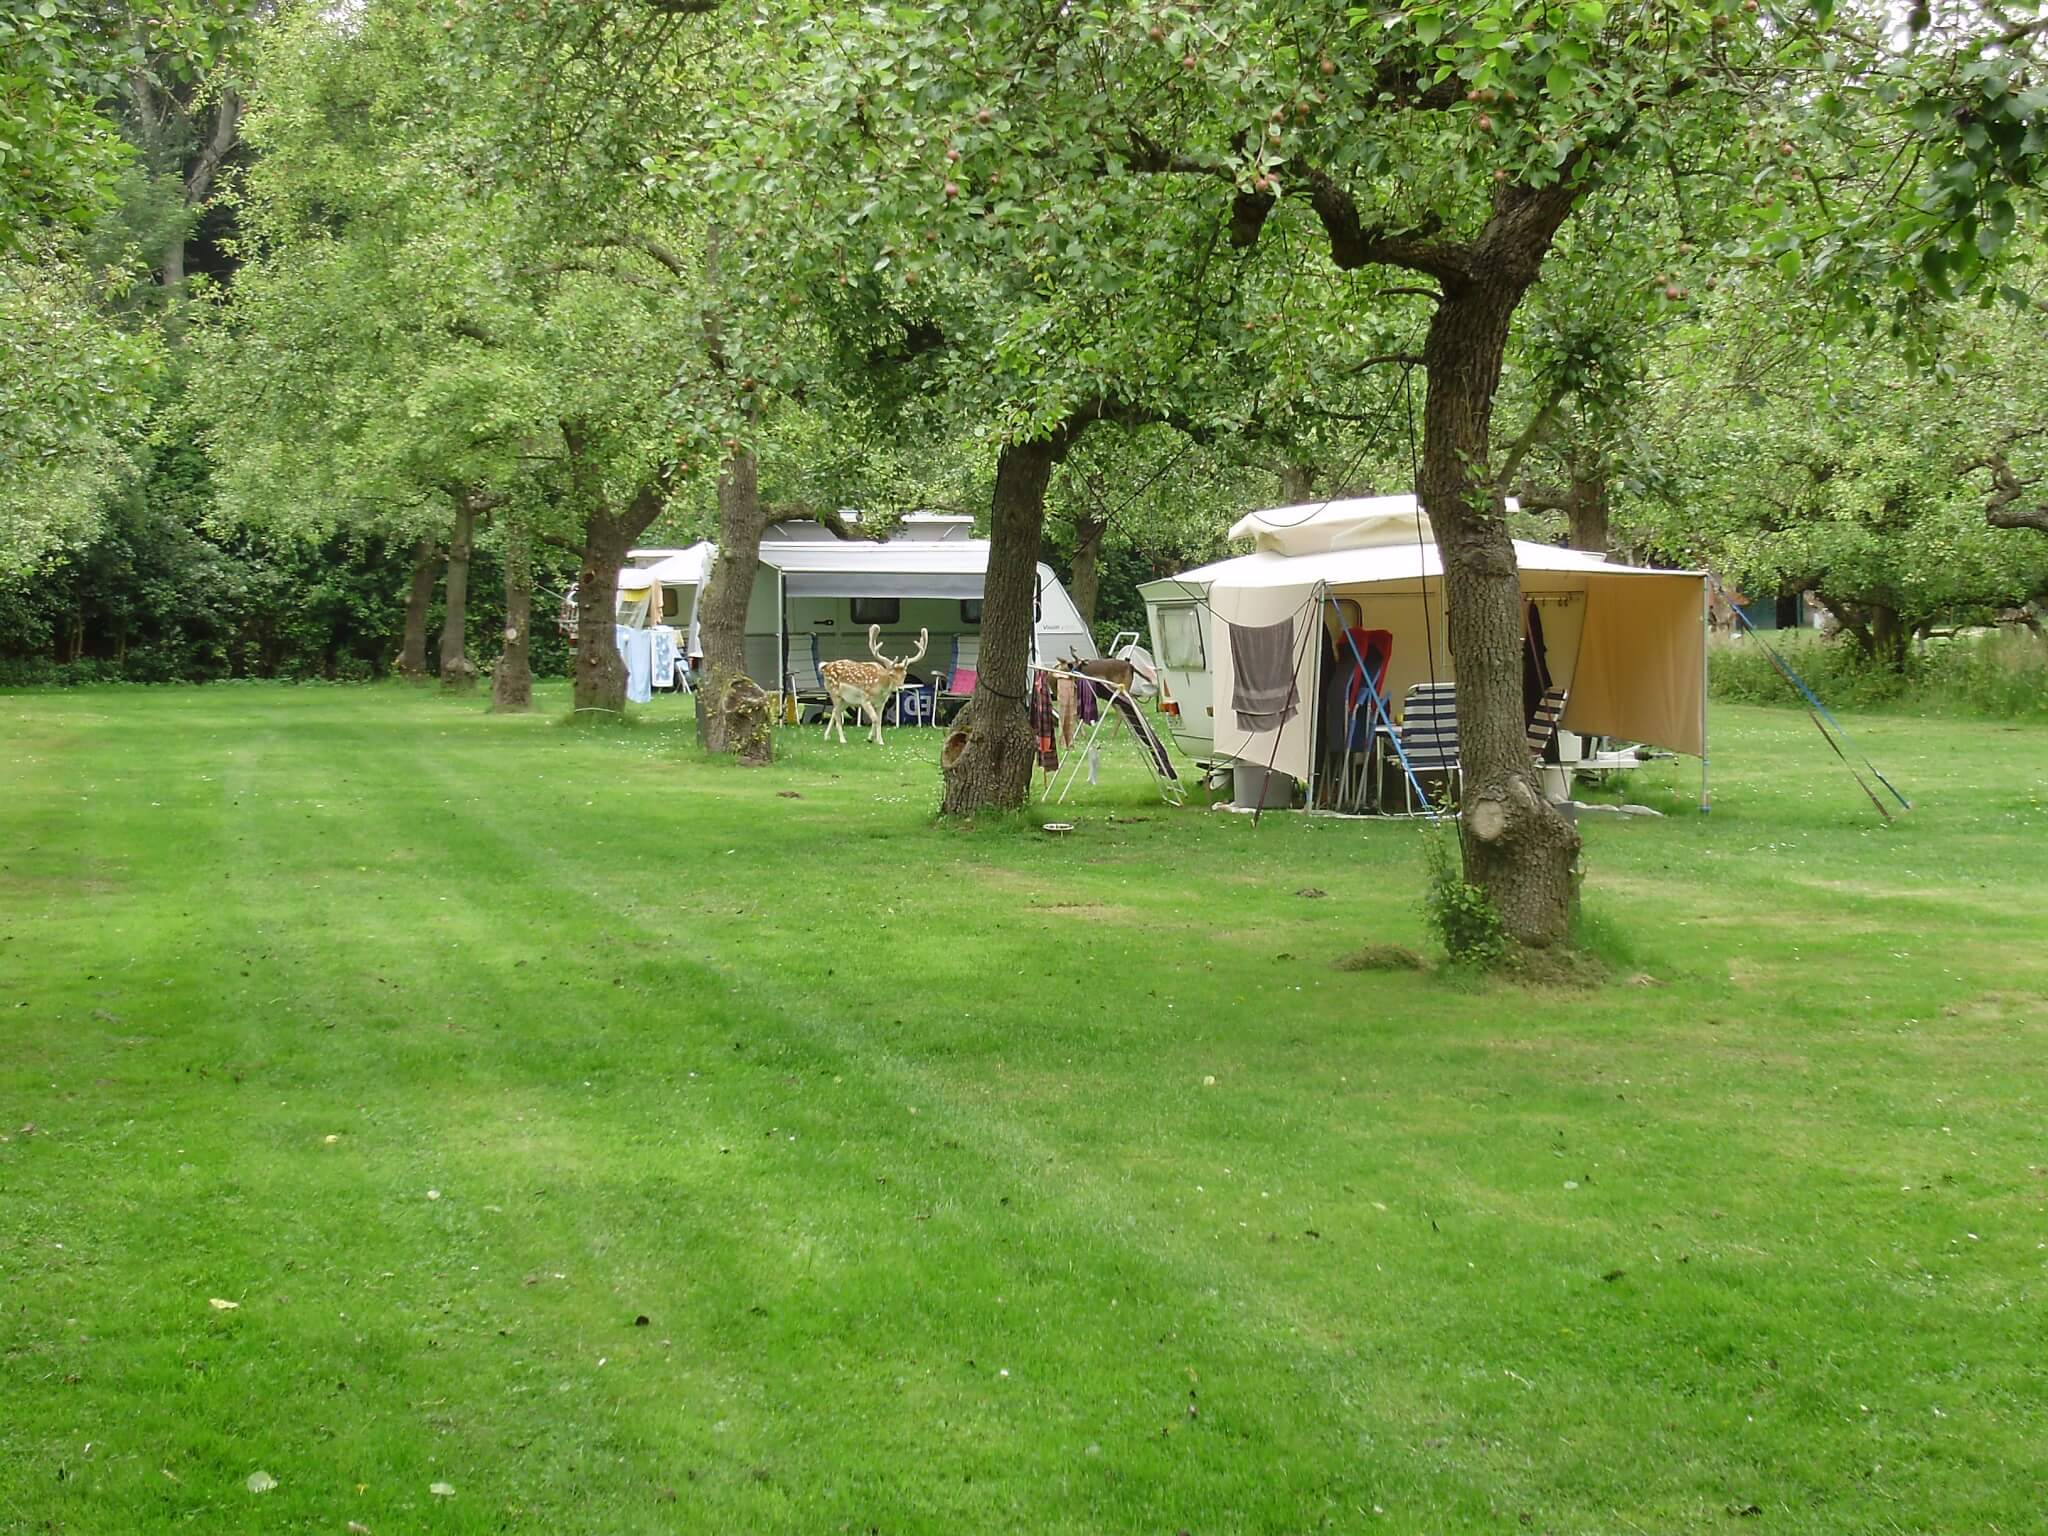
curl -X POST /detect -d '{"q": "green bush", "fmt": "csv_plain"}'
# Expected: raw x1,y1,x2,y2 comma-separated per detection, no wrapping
1709,629,2048,720
1420,827,1509,969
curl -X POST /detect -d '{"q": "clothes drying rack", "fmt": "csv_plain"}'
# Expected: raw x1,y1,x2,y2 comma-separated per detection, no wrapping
1033,665,1185,808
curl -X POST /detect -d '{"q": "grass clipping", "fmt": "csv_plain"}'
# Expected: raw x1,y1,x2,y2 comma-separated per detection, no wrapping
1335,944,1426,973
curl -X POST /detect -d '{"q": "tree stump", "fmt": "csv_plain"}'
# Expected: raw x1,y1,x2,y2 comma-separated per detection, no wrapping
721,676,775,767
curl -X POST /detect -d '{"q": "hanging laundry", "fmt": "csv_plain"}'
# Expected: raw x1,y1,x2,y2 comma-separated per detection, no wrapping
1228,618,1300,732
1077,676,1100,725
615,625,654,704
1056,673,1079,749
651,626,679,690
1029,670,1060,772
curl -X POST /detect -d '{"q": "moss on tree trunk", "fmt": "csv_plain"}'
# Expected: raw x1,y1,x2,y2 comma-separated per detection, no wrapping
696,446,771,755
490,527,533,714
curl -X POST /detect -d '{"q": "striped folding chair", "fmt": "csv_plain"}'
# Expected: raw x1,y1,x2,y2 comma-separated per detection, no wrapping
1385,682,1461,813
1526,685,1569,759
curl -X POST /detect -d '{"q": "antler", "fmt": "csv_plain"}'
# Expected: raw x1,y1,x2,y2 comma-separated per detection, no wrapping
867,624,930,668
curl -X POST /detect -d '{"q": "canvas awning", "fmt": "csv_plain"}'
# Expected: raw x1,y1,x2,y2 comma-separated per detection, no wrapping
1200,499,1705,778
767,540,989,599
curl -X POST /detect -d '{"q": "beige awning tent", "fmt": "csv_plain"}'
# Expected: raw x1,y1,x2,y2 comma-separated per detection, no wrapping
1197,497,1706,781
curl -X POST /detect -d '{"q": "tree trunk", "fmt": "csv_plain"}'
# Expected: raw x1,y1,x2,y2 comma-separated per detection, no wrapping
571,485,667,715
490,526,533,714
159,90,239,295
941,438,1060,818
438,495,481,692
1564,460,1610,554
1870,603,1908,672
396,536,440,680
695,446,773,753
1279,462,1317,503
1419,280,1581,950
1068,512,1108,629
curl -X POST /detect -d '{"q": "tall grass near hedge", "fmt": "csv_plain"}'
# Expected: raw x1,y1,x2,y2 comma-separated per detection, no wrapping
1709,628,2048,719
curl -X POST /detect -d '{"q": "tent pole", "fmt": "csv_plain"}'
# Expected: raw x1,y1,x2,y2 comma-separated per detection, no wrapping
1699,579,1711,814
1304,582,1325,813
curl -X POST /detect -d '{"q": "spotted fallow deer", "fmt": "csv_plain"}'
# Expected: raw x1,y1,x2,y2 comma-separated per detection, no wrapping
820,625,929,745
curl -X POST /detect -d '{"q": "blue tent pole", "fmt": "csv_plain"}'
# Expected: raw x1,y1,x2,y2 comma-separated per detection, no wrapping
1724,592,1911,811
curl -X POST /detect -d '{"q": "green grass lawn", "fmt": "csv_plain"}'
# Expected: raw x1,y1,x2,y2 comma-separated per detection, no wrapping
4,683,2045,1533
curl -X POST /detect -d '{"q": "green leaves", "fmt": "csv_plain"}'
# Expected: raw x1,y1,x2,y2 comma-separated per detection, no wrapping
0,244,161,574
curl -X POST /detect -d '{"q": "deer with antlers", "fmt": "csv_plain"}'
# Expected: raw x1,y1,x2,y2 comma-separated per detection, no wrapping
820,625,929,745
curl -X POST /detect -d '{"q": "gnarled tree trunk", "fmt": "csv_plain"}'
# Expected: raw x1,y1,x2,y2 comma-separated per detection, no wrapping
695,446,773,754
396,535,440,681
438,494,483,692
1420,277,1581,950
941,438,1059,817
721,676,775,766
490,525,533,714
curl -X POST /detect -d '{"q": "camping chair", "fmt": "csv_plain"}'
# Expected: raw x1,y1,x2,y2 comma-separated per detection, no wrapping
1332,627,1393,811
782,631,828,719
1380,681,1460,813
938,634,979,720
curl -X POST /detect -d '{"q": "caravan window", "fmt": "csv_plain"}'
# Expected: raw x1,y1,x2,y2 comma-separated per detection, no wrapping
1157,605,1205,669
851,597,900,625
959,599,983,624
660,587,687,623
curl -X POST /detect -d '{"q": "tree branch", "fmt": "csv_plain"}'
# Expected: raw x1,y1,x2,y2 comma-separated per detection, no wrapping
1969,451,2048,532
1492,376,1574,494
1287,164,1472,286
1962,429,2048,534
1512,483,1569,515
184,89,240,207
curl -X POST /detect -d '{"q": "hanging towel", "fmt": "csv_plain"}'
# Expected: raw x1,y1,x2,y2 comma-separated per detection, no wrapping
1229,619,1300,733
1077,677,1100,725
615,625,654,704
1056,673,1079,749
1029,670,1060,772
